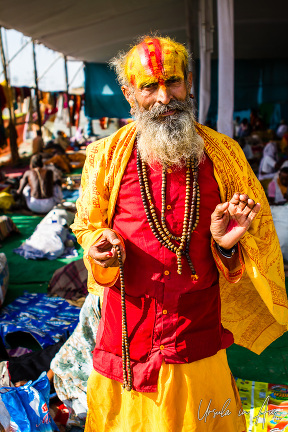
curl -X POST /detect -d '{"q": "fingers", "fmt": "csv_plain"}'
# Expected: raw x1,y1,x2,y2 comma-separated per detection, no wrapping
246,202,261,222
103,228,121,246
211,202,229,220
88,229,125,268
229,192,260,216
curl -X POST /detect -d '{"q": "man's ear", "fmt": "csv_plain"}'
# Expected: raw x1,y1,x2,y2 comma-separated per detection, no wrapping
187,72,193,91
122,85,134,107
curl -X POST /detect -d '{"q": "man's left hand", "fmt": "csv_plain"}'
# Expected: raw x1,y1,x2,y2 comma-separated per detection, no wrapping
210,193,261,249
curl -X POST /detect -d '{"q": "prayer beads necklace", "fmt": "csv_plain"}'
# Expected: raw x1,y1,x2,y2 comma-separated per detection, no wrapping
115,152,200,392
136,149,200,278
115,244,132,391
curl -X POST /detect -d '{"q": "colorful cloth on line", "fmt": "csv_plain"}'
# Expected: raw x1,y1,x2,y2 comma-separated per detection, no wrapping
0,292,80,348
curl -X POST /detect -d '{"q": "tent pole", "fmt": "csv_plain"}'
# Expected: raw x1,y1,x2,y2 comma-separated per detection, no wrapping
37,53,62,83
8,39,31,66
0,27,19,165
185,0,197,96
32,41,42,132
64,55,72,138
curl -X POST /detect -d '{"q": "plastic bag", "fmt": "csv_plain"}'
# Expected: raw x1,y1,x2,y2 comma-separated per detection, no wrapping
0,372,58,432
0,396,11,431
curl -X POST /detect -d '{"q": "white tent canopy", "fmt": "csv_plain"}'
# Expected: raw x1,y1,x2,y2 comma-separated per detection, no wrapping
0,0,287,63
0,0,287,139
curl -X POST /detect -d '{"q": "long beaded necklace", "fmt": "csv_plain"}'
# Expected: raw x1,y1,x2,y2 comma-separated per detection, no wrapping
115,151,201,392
136,148,200,278
115,244,132,391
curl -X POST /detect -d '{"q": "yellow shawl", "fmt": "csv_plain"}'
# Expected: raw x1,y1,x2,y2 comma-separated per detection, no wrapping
71,121,288,354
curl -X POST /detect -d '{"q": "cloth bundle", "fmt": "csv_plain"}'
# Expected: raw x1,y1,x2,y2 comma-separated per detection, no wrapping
13,208,77,260
48,259,88,301
0,215,19,241
14,222,68,260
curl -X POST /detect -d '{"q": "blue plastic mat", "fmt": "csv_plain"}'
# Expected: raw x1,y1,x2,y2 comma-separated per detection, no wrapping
0,292,80,349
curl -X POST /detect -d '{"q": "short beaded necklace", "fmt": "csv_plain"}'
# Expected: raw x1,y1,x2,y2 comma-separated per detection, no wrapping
136,148,200,278
115,150,201,392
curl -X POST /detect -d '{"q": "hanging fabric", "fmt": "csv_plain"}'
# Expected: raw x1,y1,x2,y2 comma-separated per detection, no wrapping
217,0,234,137
198,0,214,125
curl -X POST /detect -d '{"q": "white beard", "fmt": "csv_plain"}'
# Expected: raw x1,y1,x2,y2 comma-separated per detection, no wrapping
133,97,204,168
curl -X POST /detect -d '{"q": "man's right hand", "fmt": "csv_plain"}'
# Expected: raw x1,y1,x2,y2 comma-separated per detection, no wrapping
88,229,126,268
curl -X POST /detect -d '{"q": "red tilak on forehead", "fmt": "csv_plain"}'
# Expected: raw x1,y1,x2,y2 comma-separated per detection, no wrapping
138,38,164,80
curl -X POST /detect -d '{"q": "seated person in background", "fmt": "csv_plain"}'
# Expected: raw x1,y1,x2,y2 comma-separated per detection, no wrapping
268,166,288,205
250,109,265,131
276,120,288,139
32,130,44,155
55,130,70,152
16,154,62,214
238,118,251,137
258,140,279,181
238,137,254,162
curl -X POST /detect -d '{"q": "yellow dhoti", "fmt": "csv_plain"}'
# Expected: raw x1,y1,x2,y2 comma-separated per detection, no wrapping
85,350,246,432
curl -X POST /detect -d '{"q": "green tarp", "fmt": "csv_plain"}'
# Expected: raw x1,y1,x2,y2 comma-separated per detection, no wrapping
1,213,83,306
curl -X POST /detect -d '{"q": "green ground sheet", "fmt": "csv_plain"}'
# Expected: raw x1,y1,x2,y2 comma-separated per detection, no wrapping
1,212,83,306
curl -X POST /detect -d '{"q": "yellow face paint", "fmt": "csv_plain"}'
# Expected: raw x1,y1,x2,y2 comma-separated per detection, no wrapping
125,37,188,89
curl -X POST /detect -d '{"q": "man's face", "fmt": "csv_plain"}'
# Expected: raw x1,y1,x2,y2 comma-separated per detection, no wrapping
122,38,192,117
132,75,190,115
120,38,203,168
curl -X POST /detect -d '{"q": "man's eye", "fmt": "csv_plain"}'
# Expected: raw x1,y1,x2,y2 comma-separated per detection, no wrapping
142,83,157,89
166,78,181,85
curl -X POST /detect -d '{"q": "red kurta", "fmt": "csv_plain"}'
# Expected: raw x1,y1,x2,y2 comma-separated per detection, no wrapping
93,147,234,392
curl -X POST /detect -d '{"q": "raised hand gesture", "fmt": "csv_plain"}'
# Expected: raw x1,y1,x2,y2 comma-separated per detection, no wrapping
210,193,261,249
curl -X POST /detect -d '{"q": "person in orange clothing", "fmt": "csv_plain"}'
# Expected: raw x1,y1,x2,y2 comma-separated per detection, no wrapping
32,130,44,155
71,35,288,432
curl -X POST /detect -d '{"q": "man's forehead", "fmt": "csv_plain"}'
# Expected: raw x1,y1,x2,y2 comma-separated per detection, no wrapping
125,37,187,88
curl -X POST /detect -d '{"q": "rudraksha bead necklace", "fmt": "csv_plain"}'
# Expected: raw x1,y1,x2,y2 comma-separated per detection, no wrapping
114,153,200,392
136,149,200,278
115,244,132,391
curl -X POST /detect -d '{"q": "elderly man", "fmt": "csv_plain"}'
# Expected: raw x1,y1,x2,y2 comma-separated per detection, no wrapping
71,35,288,432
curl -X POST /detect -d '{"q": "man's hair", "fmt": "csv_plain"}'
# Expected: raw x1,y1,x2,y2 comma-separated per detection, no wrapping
109,33,190,88
30,154,43,168
280,167,288,174
36,130,42,137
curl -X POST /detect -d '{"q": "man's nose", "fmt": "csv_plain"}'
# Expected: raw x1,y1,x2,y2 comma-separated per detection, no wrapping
156,84,172,105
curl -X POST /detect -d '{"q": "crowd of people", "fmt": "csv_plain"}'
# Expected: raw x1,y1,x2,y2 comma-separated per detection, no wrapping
231,113,288,205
